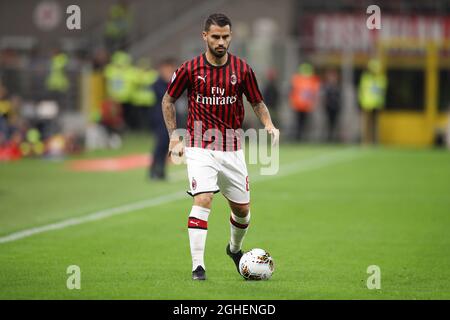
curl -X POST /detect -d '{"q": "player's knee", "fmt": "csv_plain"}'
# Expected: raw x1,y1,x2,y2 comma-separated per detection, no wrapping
230,202,250,217
193,193,214,208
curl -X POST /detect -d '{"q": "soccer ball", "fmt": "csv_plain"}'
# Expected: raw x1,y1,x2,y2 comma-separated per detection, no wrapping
239,248,274,280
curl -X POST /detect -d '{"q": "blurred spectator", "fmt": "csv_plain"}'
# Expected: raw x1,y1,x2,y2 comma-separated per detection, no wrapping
20,128,45,157
92,47,110,71
289,63,321,141
0,132,22,161
262,68,280,126
104,51,136,129
0,110,7,141
100,100,124,136
148,58,177,180
322,68,341,142
0,84,24,142
46,50,70,93
104,1,132,52
0,49,21,95
446,107,450,149
45,49,70,113
0,83,13,143
131,58,157,131
358,59,388,144
98,99,124,149
88,48,109,124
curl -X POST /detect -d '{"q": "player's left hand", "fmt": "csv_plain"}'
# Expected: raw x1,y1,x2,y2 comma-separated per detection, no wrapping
168,139,185,164
265,125,280,146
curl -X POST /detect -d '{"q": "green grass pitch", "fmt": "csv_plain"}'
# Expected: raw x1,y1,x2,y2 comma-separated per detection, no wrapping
1,135,450,299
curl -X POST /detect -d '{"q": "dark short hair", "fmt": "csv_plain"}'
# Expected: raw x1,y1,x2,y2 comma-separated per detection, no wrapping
204,13,232,31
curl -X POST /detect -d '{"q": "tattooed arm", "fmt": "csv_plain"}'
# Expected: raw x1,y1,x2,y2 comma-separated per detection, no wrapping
251,101,280,145
162,92,178,137
251,101,275,129
162,92,184,157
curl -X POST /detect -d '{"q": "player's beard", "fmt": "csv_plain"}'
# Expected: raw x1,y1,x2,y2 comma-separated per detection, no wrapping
208,43,228,58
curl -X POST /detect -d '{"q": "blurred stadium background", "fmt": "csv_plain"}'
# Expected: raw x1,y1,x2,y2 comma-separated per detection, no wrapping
1,0,450,299
1,0,450,151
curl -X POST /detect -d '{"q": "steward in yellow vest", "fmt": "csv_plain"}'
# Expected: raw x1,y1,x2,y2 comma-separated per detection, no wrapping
358,60,387,111
130,58,157,108
46,53,70,93
104,51,135,104
358,59,388,144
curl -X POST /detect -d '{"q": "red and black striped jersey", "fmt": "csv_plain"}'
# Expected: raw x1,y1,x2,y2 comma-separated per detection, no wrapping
166,52,263,151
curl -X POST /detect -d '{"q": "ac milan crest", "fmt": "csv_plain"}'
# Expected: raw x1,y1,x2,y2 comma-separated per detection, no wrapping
231,73,237,85
192,178,197,190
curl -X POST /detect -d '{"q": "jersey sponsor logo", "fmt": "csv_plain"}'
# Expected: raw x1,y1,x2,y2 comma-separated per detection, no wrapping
195,94,237,105
196,86,238,105
231,73,237,85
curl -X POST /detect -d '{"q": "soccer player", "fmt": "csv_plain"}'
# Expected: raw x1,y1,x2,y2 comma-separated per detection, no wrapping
162,13,279,280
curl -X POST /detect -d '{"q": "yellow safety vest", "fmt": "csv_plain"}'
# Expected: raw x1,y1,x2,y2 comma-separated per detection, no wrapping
130,68,158,107
104,64,135,103
46,53,70,92
358,72,387,110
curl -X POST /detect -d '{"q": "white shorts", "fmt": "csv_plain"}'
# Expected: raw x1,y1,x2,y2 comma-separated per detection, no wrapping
185,147,250,204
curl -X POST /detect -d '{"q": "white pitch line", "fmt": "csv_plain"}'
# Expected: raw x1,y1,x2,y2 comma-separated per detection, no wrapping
0,191,187,244
0,148,363,244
